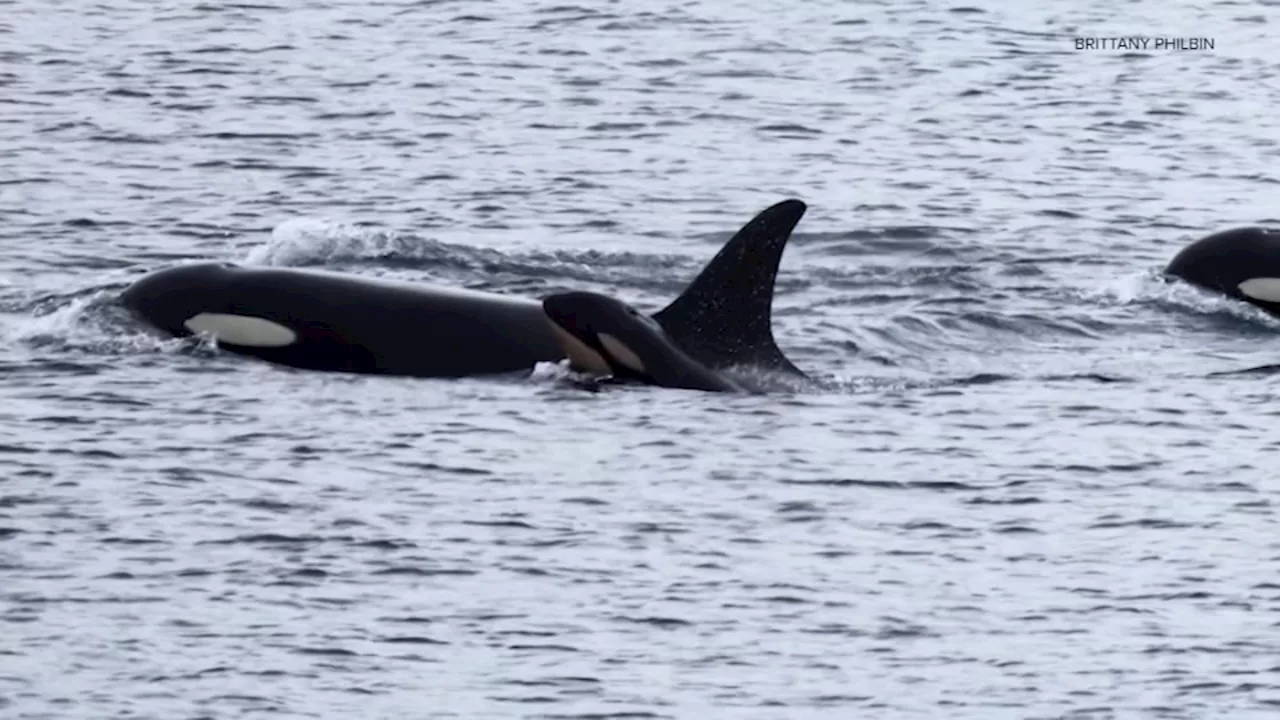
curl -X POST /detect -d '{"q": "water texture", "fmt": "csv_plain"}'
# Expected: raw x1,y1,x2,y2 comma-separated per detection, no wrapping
2,1,1279,718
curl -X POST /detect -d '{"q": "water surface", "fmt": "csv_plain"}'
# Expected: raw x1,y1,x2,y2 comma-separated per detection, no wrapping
3,1,1280,718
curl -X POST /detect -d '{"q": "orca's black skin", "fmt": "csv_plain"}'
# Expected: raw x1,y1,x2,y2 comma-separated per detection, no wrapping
119,199,809,379
542,290,745,393
1165,226,1280,317
121,264,563,376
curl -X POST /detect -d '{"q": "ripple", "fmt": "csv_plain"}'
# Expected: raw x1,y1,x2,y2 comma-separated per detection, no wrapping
1,0,1277,718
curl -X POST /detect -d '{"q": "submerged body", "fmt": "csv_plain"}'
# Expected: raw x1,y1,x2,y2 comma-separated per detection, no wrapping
543,291,745,393
1165,226,1280,317
119,199,810,379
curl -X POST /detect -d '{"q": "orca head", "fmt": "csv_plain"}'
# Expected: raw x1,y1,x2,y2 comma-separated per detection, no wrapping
120,262,300,349
120,262,382,372
542,291,662,381
121,262,240,335
1165,226,1280,316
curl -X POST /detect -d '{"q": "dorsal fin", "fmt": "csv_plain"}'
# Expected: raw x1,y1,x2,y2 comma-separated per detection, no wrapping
652,199,806,375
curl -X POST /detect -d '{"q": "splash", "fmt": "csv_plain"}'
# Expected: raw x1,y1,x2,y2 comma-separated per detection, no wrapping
243,218,460,268
240,217,695,295
1081,267,1167,306
2,289,183,357
1148,271,1280,329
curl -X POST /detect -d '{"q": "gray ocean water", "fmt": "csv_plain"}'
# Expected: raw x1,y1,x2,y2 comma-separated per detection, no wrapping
3,1,1280,718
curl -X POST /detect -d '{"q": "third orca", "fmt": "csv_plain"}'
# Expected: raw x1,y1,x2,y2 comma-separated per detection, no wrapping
1165,226,1280,317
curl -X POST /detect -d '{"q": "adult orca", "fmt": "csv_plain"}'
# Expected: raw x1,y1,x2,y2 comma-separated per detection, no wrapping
118,199,809,379
542,290,746,393
1165,226,1280,317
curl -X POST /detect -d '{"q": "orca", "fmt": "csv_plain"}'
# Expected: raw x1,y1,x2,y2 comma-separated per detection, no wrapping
1165,226,1280,316
118,199,809,379
542,290,746,393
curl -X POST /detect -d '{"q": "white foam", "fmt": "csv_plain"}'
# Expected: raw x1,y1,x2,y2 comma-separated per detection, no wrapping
243,218,438,268
3,289,184,355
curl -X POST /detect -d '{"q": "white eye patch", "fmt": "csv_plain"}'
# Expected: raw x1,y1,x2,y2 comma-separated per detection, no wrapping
547,321,611,375
183,313,298,348
1238,278,1280,303
599,333,647,374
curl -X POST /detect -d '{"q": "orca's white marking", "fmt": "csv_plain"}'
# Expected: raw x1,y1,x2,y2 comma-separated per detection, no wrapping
1238,278,1280,303
599,333,647,374
547,321,611,375
183,313,298,348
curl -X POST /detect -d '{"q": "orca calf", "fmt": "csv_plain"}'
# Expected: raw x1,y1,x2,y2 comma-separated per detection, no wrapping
1165,226,1280,317
119,199,809,379
542,290,746,393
